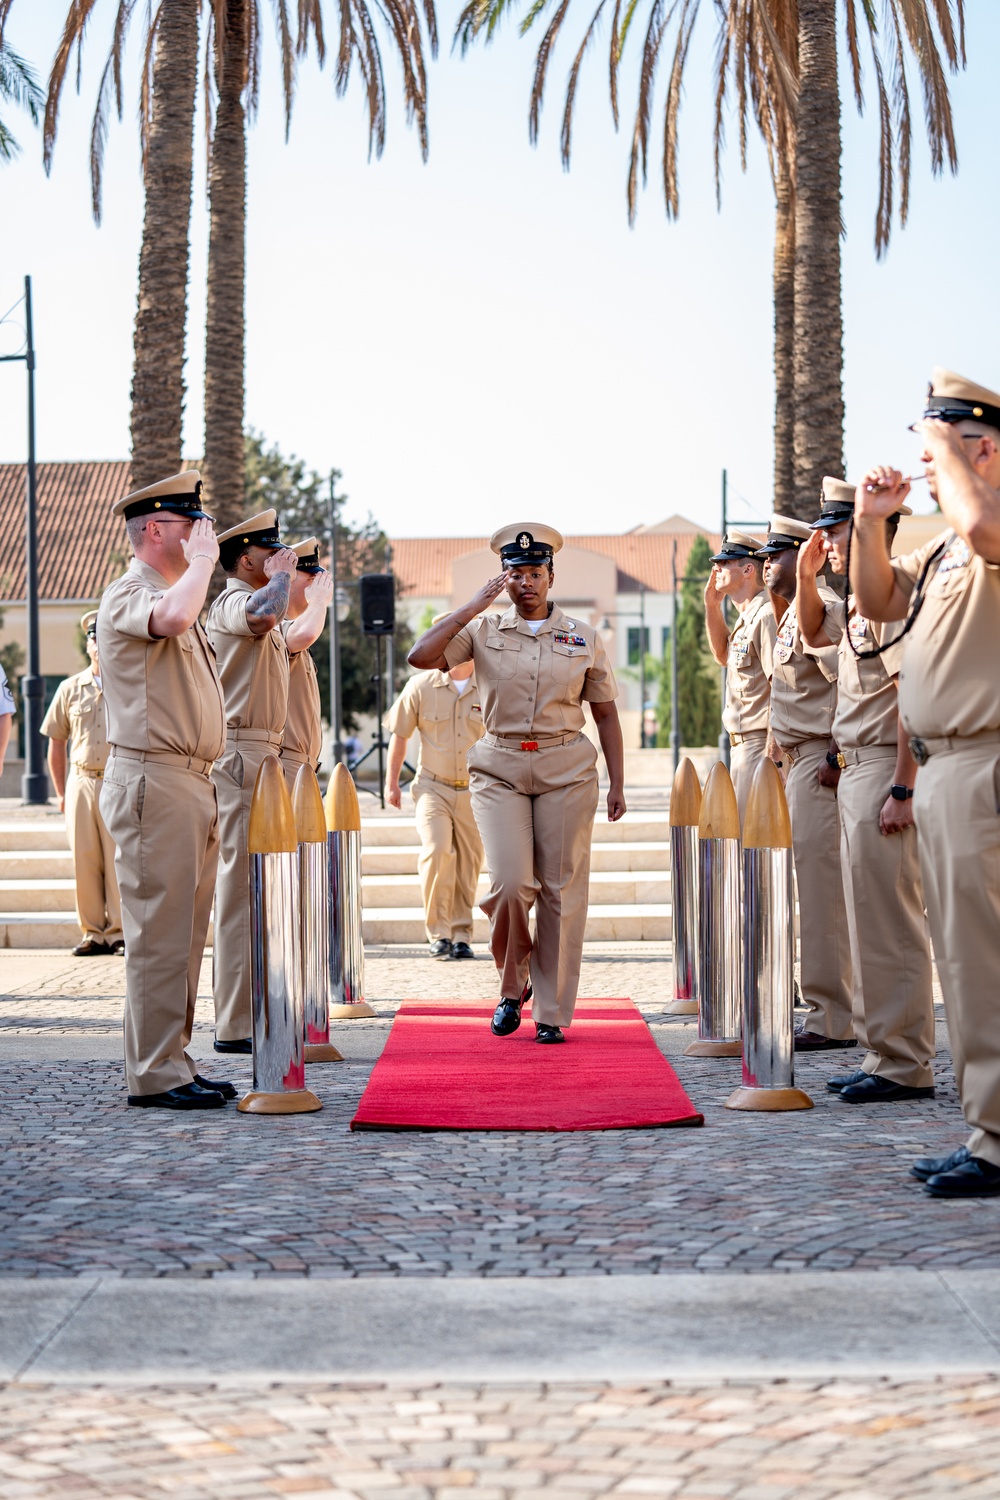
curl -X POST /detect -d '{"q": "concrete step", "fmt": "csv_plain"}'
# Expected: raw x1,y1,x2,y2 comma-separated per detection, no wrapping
0,879,80,913
358,815,671,847
361,842,671,876
0,822,69,852
361,905,669,944
0,851,76,880
360,871,670,909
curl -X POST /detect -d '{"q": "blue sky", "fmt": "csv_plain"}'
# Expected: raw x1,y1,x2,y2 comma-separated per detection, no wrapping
1,2,996,536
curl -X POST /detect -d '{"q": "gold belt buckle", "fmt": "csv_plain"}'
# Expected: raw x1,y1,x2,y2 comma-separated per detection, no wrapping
836,752,846,769
520,740,539,752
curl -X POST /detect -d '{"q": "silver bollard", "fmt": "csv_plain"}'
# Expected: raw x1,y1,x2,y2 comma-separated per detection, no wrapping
293,764,345,1064
325,763,376,1020
668,757,702,1016
238,755,322,1115
727,758,813,1111
685,760,742,1058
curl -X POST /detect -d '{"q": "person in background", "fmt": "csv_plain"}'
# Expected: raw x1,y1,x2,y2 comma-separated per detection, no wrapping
280,538,334,791
0,662,14,779
41,610,123,957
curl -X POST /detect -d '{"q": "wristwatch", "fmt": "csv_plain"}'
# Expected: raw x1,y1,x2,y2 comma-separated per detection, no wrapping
889,784,914,801
825,751,841,769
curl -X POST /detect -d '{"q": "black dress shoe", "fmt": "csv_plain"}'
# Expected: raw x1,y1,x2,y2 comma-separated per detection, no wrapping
839,1073,935,1103
429,938,453,960
451,942,474,960
108,939,126,956
214,1037,252,1054
826,1068,868,1093
194,1074,238,1100
535,1024,565,1044
128,1082,227,1110
72,937,109,957
911,1145,971,1182
794,1028,857,1052
491,998,523,1036
924,1155,1000,1198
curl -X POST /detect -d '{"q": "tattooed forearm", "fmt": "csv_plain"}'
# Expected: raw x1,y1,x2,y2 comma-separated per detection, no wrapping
246,573,291,631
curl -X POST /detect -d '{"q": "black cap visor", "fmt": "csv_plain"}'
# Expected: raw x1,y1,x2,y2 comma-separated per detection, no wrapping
756,535,803,556
809,506,854,531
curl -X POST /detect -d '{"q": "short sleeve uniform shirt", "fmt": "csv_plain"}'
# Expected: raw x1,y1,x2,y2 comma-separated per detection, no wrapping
442,605,617,738
40,668,111,772
768,588,842,748
723,590,776,736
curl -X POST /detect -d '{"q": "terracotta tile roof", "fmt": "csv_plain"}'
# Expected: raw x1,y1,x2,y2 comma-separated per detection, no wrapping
0,461,133,602
390,529,724,597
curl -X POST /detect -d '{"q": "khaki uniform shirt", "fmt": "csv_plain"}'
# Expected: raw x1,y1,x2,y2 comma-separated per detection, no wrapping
443,604,618,737
385,670,485,783
41,668,110,772
768,588,842,749
207,578,289,737
723,590,776,735
280,623,323,765
892,529,1000,739
832,602,903,751
97,560,226,760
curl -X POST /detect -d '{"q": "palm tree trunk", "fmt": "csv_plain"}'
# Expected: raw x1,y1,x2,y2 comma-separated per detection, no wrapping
791,0,844,514
129,0,198,491
772,147,796,513
203,0,248,533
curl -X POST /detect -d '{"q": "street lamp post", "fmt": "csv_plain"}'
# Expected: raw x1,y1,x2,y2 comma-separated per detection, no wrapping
0,275,47,804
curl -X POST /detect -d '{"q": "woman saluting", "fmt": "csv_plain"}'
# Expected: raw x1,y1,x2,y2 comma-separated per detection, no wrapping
407,523,626,1043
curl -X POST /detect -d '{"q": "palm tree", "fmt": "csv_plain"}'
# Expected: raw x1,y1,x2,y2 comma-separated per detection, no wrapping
24,0,200,490
456,0,965,516
0,24,43,164
202,0,438,531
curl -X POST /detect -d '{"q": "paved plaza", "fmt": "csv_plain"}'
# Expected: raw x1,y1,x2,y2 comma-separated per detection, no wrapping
3,935,1000,1496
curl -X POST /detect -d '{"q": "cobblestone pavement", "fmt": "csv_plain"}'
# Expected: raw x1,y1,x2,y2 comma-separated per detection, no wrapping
1,950,996,1280
2,1376,1000,1499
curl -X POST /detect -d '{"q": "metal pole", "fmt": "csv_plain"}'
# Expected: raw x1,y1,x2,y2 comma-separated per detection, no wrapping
374,634,385,809
640,583,647,749
328,473,343,767
670,540,680,773
384,542,394,704
685,762,742,1057
718,467,731,770
21,276,47,805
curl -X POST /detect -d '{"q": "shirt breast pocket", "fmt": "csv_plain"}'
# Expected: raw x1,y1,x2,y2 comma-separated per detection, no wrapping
550,640,588,682
482,637,521,680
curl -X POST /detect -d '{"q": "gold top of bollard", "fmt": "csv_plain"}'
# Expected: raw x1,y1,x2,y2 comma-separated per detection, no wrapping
668,757,702,827
292,763,327,844
742,757,792,849
325,762,362,833
248,754,299,854
698,761,741,841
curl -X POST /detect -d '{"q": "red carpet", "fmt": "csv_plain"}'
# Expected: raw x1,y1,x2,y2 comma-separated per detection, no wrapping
350,998,704,1132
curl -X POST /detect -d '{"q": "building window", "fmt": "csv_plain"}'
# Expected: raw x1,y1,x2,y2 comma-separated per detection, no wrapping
627,627,650,665
661,625,671,656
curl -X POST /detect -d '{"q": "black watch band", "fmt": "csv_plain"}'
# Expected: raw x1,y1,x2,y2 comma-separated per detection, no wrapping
825,751,841,769
889,784,914,801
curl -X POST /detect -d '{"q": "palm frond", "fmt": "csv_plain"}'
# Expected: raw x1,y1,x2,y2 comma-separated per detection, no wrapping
454,0,520,54
271,0,296,137
43,0,102,171
627,0,670,224
661,0,698,219
608,0,622,125
561,0,606,166
527,0,572,146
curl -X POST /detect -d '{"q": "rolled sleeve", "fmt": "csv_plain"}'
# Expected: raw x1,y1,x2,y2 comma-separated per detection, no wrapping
442,623,476,670
385,678,420,739
40,682,71,740
102,577,160,640
582,633,618,703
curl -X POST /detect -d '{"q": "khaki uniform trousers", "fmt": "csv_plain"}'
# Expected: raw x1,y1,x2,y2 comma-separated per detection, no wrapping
785,739,855,1040
411,775,483,944
838,751,935,1088
212,739,279,1041
730,731,768,829
914,742,1000,1167
279,751,314,795
468,733,598,1029
100,758,219,1096
65,771,122,944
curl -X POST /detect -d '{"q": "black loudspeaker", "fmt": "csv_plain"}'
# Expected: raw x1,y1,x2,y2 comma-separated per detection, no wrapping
359,573,395,636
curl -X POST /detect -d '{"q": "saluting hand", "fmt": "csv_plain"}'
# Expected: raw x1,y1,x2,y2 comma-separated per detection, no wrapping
855,467,910,523
180,517,219,567
305,570,335,608
264,546,299,578
466,570,513,616
796,529,827,580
